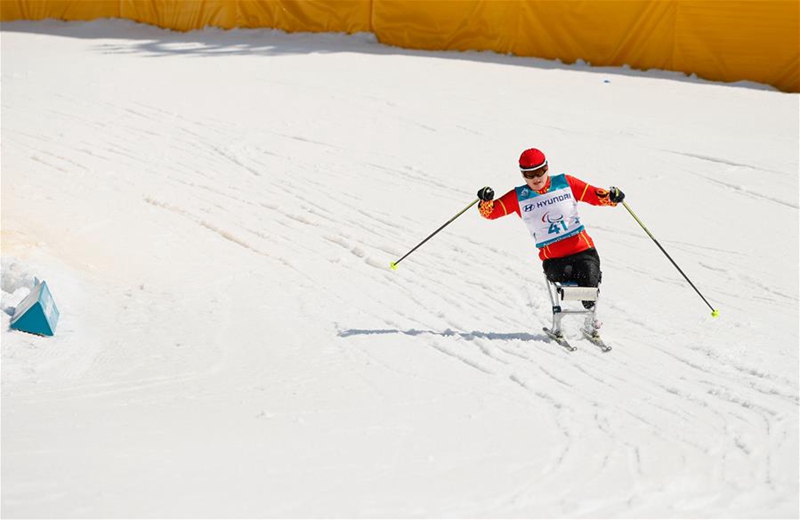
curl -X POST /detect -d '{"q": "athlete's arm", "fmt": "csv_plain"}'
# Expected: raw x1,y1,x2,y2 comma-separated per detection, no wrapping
566,175,617,207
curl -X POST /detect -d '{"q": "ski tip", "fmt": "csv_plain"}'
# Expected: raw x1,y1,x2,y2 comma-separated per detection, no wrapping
389,261,398,271
711,309,720,318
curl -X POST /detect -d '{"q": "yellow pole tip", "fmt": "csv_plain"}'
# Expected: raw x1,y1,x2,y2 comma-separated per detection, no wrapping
711,309,720,318
389,262,398,271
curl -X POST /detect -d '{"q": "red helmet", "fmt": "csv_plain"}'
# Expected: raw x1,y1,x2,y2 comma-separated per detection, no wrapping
519,148,547,171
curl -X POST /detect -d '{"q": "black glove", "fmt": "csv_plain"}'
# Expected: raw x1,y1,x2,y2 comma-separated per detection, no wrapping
477,186,494,201
609,186,625,204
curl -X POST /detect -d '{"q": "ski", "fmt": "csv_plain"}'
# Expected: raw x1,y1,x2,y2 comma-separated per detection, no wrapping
581,329,612,352
543,327,577,352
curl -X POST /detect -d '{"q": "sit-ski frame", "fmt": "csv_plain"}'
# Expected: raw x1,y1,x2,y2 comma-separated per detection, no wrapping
544,275,599,336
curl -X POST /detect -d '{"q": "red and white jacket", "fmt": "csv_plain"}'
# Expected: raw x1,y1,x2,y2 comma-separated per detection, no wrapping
478,174,617,261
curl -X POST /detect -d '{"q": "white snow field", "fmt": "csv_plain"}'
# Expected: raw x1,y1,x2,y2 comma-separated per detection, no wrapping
1,19,798,518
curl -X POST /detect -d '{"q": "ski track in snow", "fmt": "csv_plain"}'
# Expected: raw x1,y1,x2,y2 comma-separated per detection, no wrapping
2,20,798,518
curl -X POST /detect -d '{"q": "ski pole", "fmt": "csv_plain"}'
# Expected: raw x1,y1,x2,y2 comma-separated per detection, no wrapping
622,201,719,318
390,198,480,270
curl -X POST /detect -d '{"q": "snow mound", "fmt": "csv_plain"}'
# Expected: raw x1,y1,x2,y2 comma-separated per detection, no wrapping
1,258,37,316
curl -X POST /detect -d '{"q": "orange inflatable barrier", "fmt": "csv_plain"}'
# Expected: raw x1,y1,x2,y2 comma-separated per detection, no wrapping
1,0,797,92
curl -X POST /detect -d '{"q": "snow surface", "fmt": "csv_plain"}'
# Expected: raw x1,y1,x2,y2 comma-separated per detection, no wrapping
1,19,798,518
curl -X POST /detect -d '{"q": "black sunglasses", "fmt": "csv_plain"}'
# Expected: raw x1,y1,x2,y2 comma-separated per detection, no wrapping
521,167,547,179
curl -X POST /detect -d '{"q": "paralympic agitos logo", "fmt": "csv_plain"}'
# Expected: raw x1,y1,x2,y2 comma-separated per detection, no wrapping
542,212,564,225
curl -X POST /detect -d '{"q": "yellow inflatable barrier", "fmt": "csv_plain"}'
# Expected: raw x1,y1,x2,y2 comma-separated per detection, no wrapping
371,0,798,92
1,0,797,92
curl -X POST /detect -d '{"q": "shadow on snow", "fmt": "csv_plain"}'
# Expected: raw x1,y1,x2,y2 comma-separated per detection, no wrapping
338,328,547,343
